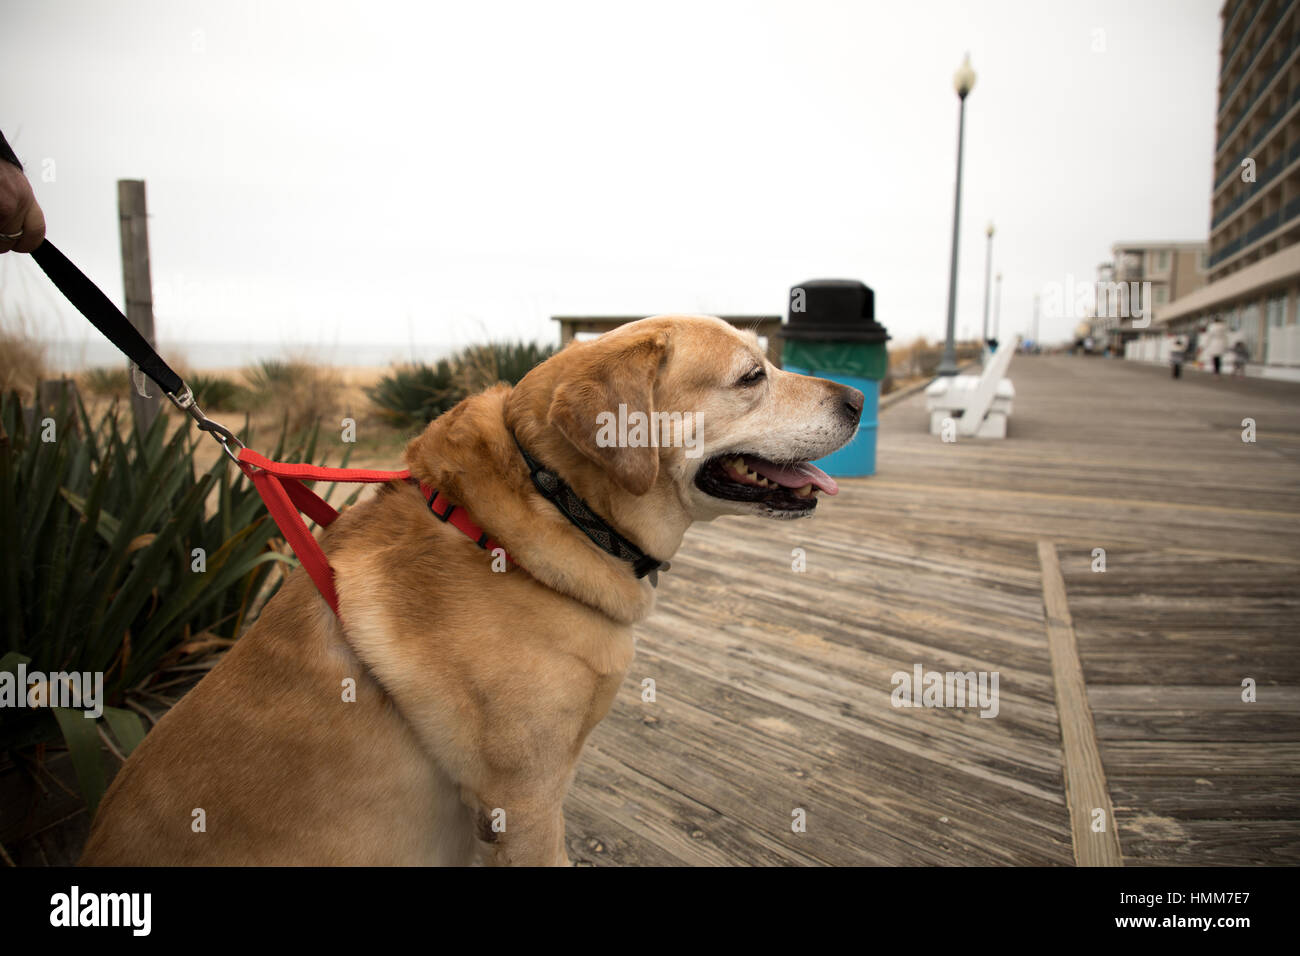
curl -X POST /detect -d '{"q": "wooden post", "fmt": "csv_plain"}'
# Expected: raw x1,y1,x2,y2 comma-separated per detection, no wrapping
118,179,162,434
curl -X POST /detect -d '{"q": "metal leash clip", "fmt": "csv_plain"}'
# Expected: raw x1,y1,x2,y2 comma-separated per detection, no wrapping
165,384,246,465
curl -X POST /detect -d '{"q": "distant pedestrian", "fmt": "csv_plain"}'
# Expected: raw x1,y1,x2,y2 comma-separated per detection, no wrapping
1202,319,1229,375
1170,334,1187,379
1230,332,1250,376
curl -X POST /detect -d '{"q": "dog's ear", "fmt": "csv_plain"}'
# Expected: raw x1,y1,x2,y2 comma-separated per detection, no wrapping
548,330,669,496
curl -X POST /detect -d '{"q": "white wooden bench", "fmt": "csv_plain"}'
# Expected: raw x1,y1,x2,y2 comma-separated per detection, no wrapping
925,336,1019,438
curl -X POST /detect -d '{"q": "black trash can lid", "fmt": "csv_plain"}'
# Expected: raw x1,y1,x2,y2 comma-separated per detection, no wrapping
784,279,889,343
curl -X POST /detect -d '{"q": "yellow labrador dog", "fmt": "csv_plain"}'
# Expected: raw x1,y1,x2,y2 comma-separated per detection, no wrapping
80,315,862,866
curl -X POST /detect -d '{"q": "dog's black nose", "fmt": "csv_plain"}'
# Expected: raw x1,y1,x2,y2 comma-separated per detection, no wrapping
841,386,864,423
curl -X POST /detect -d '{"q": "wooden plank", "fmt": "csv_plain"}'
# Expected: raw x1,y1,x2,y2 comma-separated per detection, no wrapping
1108,776,1300,821
1037,539,1123,867
1092,710,1300,742
1113,819,1300,865
603,646,1072,865
1098,742,1300,776
1087,685,1300,711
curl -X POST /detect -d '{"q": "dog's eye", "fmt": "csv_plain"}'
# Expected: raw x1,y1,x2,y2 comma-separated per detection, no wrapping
737,366,766,387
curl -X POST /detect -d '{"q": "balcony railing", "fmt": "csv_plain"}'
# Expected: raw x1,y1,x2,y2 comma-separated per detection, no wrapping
1216,28,1300,154
1207,199,1300,269
1220,0,1294,118
1215,81,1300,191
1208,236,1243,268
1223,1,1269,81
1212,153,1289,229
1247,209,1282,246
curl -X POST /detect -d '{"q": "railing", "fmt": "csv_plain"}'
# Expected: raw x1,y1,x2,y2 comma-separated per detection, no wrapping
1216,27,1300,153
1217,82,1300,188
1208,235,1244,268
1213,192,1246,229
1221,1,1293,118
1211,151,1291,230
1246,209,1282,245
1217,81,1300,189
1223,0,1266,75
1207,199,1300,269
1230,45,1291,136
1114,255,1144,282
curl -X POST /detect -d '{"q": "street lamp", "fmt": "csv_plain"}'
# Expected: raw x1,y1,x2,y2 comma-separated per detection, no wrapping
981,222,995,345
992,271,1003,342
938,53,976,377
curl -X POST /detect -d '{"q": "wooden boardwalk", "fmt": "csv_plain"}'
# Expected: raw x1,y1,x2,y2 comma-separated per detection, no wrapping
565,355,1300,866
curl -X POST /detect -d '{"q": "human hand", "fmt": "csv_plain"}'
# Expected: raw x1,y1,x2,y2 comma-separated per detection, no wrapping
0,160,46,253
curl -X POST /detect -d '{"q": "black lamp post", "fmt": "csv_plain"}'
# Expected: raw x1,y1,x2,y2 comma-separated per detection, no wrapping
938,54,976,377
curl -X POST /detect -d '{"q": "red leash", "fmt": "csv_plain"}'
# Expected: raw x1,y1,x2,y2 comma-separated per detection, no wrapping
236,448,515,618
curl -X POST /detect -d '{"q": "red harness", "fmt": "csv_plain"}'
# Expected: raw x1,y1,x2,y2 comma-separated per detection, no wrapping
236,448,516,618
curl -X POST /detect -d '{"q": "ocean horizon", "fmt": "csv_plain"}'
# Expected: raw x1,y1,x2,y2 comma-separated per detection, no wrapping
39,338,471,373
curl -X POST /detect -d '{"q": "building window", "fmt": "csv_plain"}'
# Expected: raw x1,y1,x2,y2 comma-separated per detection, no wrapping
1199,250,1207,271
1268,294,1286,327
1155,286,1169,305
1155,250,1170,272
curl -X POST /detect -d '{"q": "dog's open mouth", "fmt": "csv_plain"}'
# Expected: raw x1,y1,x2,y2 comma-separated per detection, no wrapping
694,453,839,513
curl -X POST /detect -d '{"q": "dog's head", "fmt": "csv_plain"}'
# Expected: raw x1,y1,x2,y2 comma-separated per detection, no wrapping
507,315,863,525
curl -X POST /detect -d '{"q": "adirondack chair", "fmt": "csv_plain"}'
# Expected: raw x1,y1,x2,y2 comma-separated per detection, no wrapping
924,336,1019,438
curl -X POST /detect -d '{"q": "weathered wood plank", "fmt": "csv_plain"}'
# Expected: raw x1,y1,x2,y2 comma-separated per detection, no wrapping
1109,776,1300,821
1038,540,1123,867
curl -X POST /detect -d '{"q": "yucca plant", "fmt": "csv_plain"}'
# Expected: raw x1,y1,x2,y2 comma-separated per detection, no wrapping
367,342,556,432
457,341,557,392
189,372,246,410
79,365,131,398
240,359,342,435
366,358,465,431
0,389,358,814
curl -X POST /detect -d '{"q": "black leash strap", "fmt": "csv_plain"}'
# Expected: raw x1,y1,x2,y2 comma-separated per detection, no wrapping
27,239,245,460
30,240,185,398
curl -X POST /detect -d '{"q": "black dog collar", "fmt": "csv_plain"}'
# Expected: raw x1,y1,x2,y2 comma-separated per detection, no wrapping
512,433,670,586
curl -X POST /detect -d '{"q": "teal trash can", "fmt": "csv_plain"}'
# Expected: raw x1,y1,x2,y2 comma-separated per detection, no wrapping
780,279,888,477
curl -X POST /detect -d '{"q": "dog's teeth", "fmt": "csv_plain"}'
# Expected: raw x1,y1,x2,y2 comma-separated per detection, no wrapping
793,484,812,498
756,477,771,487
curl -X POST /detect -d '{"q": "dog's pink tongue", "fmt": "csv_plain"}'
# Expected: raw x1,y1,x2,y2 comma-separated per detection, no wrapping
744,457,839,495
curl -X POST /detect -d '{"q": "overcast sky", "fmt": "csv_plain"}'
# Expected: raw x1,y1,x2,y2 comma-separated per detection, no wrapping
0,0,1220,362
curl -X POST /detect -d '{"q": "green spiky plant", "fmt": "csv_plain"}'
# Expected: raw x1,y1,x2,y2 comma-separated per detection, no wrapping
365,358,464,432
456,341,557,393
79,366,132,398
188,373,246,410
0,389,359,814
240,359,342,436
367,341,557,432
